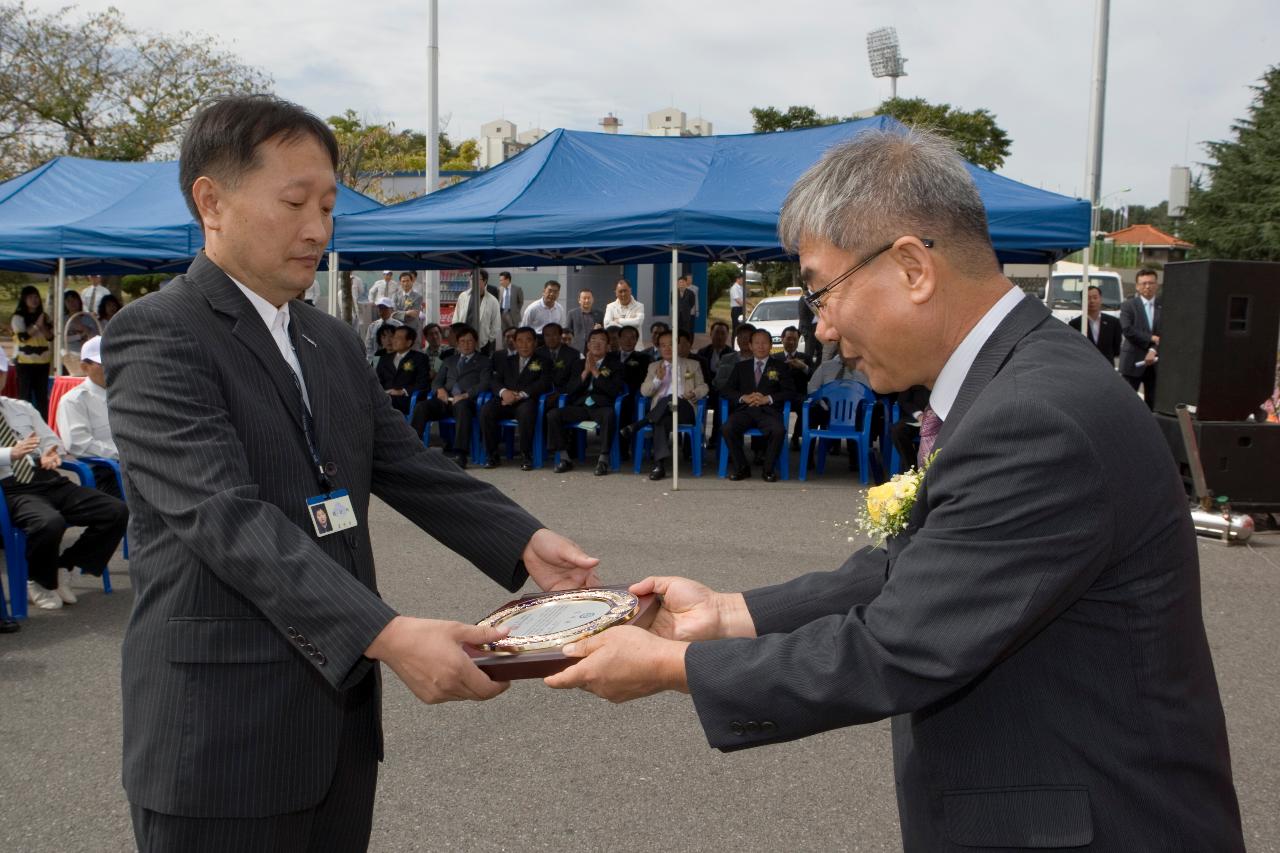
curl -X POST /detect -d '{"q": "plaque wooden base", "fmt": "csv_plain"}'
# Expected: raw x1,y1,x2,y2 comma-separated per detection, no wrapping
470,592,659,680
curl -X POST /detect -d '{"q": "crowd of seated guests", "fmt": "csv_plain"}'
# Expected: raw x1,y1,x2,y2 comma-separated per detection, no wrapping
380,312,913,485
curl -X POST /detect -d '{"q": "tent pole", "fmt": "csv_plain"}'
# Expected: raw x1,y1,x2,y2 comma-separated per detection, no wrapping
670,247,680,492
328,251,340,317
52,258,66,376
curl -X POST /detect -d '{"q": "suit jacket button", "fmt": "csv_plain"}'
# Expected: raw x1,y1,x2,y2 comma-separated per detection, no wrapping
324,462,337,476
315,653,327,666
745,720,760,733
761,721,777,733
303,642,317,654
286,627,299,638
294,635,306,645
730,722,745,736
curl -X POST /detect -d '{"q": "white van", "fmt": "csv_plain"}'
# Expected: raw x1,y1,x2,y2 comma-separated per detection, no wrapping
1043,269,1124,325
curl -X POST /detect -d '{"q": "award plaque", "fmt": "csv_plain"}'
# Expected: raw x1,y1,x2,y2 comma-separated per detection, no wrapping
469,586,658,680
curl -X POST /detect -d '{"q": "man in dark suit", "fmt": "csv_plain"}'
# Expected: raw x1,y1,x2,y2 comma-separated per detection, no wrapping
480,326,552,470
549,128,1242,852
565,289,602,352
496,270,524,331
615,326,652,391
1068,284,1122,365
695,320,734,385
547,329,624,476
534,322,580,392
375,325,432,414
721,328,798,482
1120,268,1161,409
106,95,601,853
779,325,815,450
409,323,490,467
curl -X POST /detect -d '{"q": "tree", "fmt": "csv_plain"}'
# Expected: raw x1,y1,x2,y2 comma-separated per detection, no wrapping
1182,65,1280,261
874,98,1011,170
749,98,1012,170
0,2,270,180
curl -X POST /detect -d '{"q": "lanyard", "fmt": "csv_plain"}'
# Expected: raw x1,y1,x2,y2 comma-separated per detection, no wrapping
286,338,334,493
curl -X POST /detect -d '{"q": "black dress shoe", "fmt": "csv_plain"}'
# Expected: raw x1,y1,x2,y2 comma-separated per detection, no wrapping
728,467,750,481
762,470,779,483
554,460,575,474
0,619,19,634
648,462,666,481
618,423,636,441
483,456,500,469
594,460,610,476
520,456,534,471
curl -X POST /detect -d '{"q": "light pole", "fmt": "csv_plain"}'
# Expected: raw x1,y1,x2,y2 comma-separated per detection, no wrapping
866,27,907,99
1078,0,1110,338
424,0,441,322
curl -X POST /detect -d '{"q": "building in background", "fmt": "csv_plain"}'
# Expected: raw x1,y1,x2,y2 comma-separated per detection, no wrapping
1105,224,1194,266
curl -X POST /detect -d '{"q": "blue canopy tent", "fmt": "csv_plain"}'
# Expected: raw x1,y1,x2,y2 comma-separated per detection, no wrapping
0,156,381,274
332,116,1089,269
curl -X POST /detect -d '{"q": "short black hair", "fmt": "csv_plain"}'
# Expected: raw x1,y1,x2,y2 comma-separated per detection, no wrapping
394,325,418,344
750,328,772,342
399,271,414,280
543,280,561,290
179,95,338,223
451,323,478,342
480,270,490,282
619,325,640,340
514,326,537,342
424,323,442,335
677,329,694,343
650,321,670,334
498,271,511,282
587,328,610,344
1136,267,1159,282
736,323,756,335
781,325,800,337
542,322,563,335
710,320,730,333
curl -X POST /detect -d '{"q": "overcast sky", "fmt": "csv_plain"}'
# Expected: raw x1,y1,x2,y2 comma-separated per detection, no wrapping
37,0,1279,206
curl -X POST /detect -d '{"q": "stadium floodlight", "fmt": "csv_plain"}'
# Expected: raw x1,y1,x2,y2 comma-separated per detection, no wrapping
866,27,907,98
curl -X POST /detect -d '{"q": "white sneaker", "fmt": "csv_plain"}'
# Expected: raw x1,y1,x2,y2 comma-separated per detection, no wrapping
27,581,63,610
56,568,78,605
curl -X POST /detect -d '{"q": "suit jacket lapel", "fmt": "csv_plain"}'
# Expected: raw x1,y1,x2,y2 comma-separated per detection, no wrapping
937,295,1050,451
288,306,331,436
191,252,306,434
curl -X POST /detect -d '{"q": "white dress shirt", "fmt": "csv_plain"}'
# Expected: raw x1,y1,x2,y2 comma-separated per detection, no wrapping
454,288,502,349
0,397,65,477
229,276,311,411
729,282,743,308
521,300,568,333
56,379,117,459
929,287,1025,421
1141,296,1156,329
603,299,645,330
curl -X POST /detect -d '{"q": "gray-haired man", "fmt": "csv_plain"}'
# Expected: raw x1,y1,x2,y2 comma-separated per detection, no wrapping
549,128,1243,851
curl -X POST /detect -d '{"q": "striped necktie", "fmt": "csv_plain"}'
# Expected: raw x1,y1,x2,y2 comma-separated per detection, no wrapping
917,407,942,468
0,412,36,484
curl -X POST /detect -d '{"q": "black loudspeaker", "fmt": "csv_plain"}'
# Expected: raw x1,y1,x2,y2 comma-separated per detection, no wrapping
1155,414,1280,507
1154,260,1280,419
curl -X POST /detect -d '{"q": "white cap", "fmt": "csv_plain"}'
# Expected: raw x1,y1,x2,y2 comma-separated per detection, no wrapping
376,297,395,309
383,270,393,275
80,335,103,364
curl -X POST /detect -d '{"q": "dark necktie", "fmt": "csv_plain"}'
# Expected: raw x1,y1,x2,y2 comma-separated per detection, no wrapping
917,407,942,468
0,412,36,484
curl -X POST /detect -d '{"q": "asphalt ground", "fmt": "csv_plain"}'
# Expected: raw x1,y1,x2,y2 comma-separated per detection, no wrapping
1,456,1277,852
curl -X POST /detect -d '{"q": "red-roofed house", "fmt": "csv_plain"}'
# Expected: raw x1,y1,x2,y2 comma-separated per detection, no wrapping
1105,224,1194,265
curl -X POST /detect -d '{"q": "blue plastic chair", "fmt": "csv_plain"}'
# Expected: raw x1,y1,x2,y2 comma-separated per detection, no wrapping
414,391,486,465
717,398,792,480
798,381,879,483
1,460,113,619
475,391,555,468
633,395,708,477
551,392,629,472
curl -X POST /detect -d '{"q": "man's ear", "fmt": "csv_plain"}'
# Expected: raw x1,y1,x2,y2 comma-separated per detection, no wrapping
190,176,225,233
893,237,937,307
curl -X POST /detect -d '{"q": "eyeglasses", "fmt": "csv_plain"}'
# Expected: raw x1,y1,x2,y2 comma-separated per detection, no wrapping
802,238,934,313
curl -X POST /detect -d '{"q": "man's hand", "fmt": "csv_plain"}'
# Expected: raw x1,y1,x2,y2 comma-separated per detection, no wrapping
365,616,509,704
436,388,450,402
523,528,601,591
500,389,519,405
1151,334,1160,346
39,445,61,470
630,576,755,642
9,433,38,460
544,626,688,702
654,361,666,380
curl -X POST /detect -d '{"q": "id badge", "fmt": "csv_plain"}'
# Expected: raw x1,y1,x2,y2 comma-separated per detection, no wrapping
306,489,359,537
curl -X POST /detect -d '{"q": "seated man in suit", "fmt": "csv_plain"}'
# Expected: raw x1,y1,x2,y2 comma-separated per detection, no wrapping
695,320,734,385
616,326,652,392
721,328,798,482
1067,284,1121,366
0,352,127,611
779,325,815,450
622,329,709,481
409,324,490,468
535,322,580,392
481,326,552,470
889,385,931,471
547,329,624,477
645,321,670,362
376,325,432,415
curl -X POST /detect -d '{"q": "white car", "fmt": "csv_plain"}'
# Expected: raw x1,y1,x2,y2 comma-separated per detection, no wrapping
1044,271,1124,325
747,293,807,353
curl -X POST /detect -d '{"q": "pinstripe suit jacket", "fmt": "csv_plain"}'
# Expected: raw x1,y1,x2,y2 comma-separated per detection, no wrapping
685,296,1243,851
106,253,543,818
